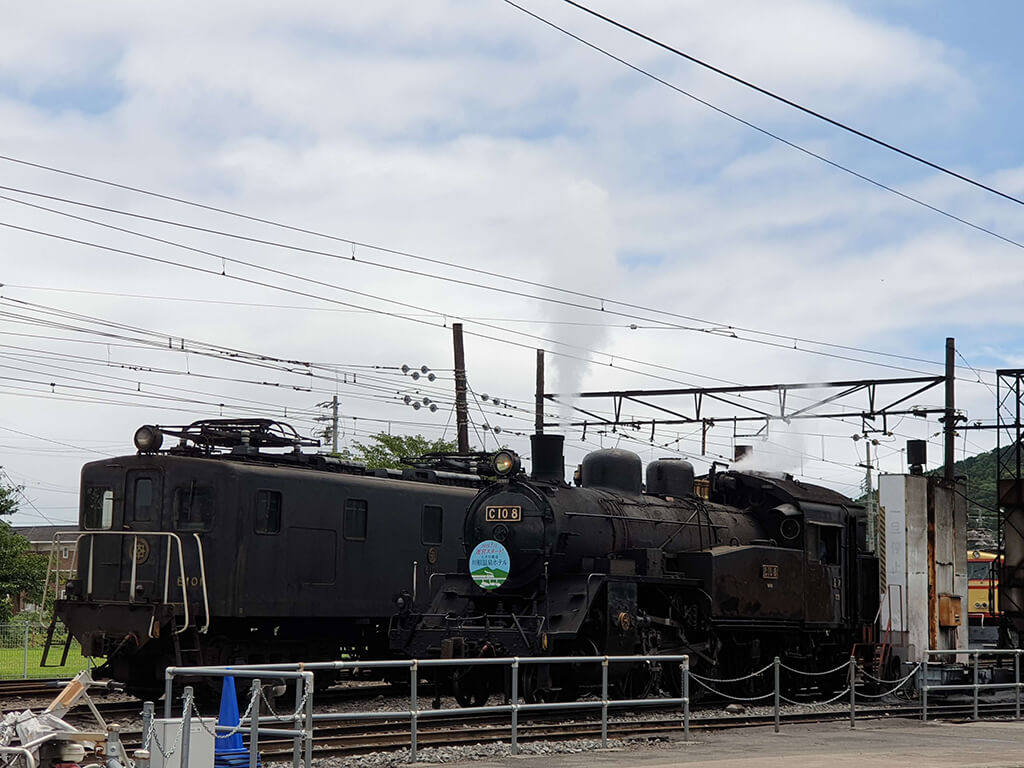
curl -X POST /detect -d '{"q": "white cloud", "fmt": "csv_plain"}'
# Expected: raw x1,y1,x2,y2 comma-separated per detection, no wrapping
0,0,1014,524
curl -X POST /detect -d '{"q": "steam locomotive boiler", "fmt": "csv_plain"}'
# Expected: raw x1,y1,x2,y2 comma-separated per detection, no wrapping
390,435,880,703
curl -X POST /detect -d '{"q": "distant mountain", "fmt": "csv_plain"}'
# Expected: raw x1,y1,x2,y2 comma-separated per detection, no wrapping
926,448,999,548
859,448,1002,549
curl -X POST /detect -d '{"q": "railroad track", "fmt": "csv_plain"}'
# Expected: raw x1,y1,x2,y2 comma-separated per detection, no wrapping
0,678,73,699
13,682,1024,761
97,697,1024,760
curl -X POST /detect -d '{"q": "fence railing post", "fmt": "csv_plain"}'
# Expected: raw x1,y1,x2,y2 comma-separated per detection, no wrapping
511,659,519,755
920,657,928,722
1016,650,1021,721
773,656,780,733
23,624,29,679
303,672,314,768
848,655,856,729
600,657,609,749
410,661,418,764
292,671,303,768
248,679,260,768
973,651,980,721
181,686,193,768
682,656,690,742
141,701,154,755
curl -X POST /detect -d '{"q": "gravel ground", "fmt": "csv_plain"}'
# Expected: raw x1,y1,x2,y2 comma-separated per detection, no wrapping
266,736,675,768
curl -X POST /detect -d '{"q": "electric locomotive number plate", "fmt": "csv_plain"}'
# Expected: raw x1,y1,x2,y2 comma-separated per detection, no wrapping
485,505,522,522
761,564,779,580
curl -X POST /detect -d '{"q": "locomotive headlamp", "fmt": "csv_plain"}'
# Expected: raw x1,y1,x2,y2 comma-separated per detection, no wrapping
492,450,520,477
133,425,163,453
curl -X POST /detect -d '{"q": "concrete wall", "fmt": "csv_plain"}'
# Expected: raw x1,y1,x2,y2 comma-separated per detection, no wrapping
878,474,968,661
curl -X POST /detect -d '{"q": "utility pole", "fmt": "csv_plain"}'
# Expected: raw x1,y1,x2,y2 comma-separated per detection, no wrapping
330,395,339,454
864,439,874,551
944,336,956,482
314,396,340,453
452,323,470,453
535,350,545,435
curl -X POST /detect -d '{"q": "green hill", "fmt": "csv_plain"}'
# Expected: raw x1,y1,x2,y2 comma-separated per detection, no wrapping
926,448,999,538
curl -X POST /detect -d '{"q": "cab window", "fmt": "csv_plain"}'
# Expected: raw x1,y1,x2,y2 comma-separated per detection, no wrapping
968,562,991,580
133,477,155,522
807,523,841,565
344,499,368,541
422,505,443,545
83,486,113,530
173,483,215,531
255,490,282,534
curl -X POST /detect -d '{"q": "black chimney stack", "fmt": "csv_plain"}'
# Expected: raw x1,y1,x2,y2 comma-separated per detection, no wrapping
531,434,565,483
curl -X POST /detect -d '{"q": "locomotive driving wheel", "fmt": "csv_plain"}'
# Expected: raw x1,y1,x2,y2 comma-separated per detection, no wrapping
452,665,490,708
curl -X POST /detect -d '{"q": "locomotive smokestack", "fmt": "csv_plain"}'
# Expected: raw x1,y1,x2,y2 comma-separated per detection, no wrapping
530,433,565,483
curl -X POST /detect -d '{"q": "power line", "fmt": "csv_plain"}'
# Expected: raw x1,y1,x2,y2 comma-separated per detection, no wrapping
552,0,1024,209
0,158,996,377
498,0,1024,258
0,186,939,378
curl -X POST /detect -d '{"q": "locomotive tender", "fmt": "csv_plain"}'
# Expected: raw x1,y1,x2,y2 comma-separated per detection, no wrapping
390,434,880,702
51,419,483,697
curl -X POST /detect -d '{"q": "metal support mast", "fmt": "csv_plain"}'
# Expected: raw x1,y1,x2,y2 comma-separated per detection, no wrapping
453,323,470,453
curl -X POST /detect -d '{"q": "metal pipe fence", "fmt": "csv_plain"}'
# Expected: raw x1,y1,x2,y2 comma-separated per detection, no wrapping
0,623,91,680
159,652,926,766
919,648,1024,722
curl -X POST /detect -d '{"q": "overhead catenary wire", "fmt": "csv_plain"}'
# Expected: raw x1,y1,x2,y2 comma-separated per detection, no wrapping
0,187,954,381
547,0,1024,211
0,191,990,439
498,0,1024,262
0,158,998,378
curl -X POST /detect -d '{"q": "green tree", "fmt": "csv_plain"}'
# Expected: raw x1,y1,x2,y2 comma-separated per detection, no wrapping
340,432,458,469
0,476,48,622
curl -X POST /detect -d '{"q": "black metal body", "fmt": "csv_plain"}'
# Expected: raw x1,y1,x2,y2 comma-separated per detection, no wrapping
391,449,880,696
55,430,482,696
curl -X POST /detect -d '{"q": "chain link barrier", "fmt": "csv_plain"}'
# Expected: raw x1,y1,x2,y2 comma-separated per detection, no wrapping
689,674,775,702
258,683,310,722
688,661,775,684
189,683,261,740
147,714,184,761
779,660,850,677
853,663,922,699
779,686,853,707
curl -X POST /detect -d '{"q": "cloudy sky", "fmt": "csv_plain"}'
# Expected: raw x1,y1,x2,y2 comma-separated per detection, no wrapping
1,0,1022,527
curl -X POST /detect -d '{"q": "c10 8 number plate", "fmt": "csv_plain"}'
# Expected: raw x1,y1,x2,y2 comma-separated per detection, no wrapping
485,505,522,522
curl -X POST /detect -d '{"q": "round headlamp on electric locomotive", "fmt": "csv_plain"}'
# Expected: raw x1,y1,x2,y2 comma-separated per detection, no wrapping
133,425,163,453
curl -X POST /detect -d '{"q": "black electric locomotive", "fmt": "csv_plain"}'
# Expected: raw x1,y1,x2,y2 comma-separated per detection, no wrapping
390,434,880,703
50,419,483,698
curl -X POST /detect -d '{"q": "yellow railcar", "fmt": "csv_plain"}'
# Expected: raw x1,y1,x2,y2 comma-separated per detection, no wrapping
967,550,1000,622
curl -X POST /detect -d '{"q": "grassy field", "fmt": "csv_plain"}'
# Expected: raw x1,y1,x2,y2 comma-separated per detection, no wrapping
0,643,94,680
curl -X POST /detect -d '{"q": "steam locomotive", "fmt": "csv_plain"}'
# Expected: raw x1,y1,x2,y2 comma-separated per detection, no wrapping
390,435,880,704
49,419,483,698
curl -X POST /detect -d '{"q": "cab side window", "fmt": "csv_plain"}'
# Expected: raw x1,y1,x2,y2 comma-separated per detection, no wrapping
422,505,443,545
174,484,215,531
807,523,841,565
133,477,154,522
255,490,282,534
344,499,368,541
83,486,113,530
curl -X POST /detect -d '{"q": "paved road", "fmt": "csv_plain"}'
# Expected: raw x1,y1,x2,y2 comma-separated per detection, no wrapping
444,718,1024,767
